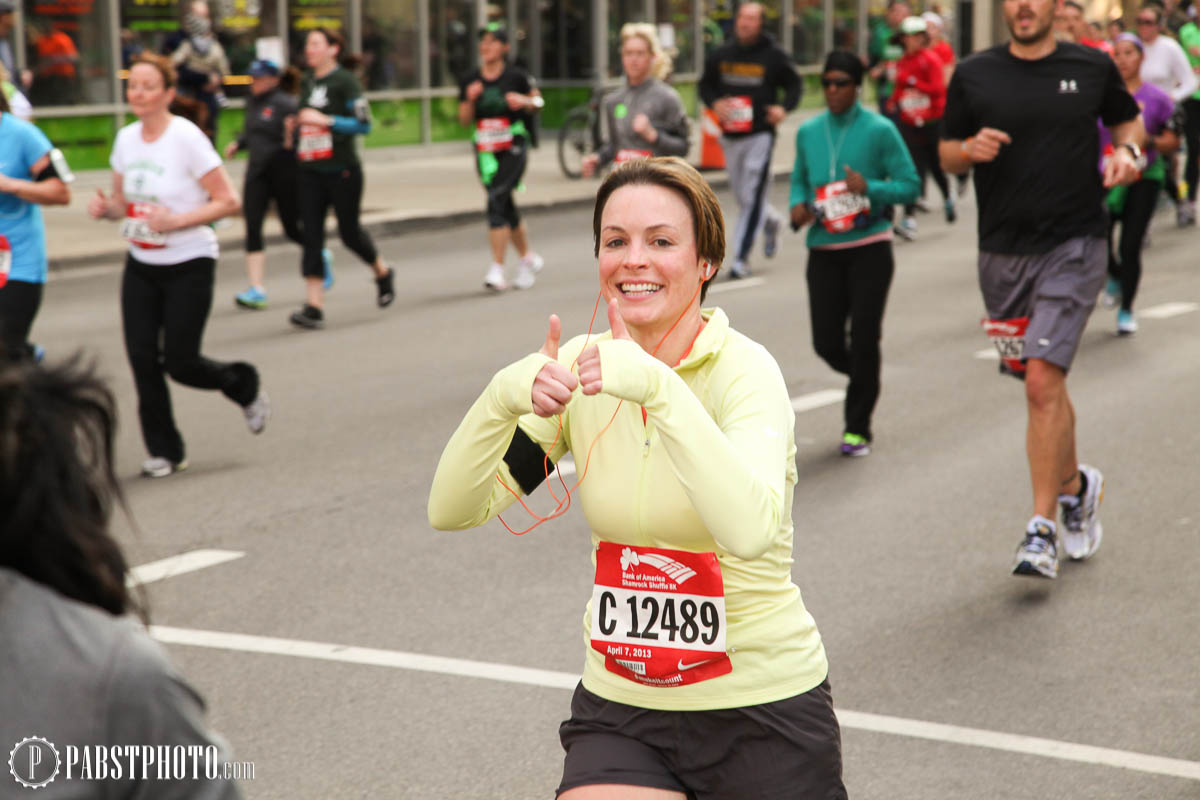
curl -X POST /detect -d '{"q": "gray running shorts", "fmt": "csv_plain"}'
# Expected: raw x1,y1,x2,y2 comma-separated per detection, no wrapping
978,236,1107,373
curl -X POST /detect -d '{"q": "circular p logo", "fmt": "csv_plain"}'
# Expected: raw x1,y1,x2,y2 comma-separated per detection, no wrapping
8,737,60,789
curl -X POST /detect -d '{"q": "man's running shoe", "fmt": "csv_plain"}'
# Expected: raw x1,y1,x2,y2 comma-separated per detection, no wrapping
484,263,508,291
729,260,751,280
513,253,544,290
763,214,781,259
376,267,395,307
945,199,957,224
1101,277,1121,309
957,174,970,197
1013,519,1059,578
289,304,325,330
243,391,270,435
1059,464,1104,560
141,457,188,479
236,287,268,310
1116,309,1138,336
913,197,931,213
322,248,335,290
1177,200,1196,227
894,217,918,241
840,433,870,457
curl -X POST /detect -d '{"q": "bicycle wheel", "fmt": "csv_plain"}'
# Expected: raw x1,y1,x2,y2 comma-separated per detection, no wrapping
558,107,593,180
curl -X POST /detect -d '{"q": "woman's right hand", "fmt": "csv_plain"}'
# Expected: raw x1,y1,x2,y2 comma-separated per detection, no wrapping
87,188,111,220
465,80,484,103
531,315,579,418
223,141,238,160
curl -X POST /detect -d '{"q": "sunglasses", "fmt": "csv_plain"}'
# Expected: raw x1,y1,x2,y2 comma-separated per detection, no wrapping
1136,18,1157,24
822,78,854,88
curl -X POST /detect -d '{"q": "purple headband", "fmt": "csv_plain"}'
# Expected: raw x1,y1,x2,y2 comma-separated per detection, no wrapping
1114,32,1144,52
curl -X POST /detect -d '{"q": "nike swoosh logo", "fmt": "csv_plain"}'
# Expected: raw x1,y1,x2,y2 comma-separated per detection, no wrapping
677,658,713,671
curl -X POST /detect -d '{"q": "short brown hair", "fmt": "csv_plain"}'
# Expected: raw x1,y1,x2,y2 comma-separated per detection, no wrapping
130,52,177,90
593,157,726,302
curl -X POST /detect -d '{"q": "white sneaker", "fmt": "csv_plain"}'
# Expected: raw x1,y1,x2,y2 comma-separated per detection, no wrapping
763,214,781,259
1013,519,1060,579
513,253,544,290
894,217,918,241
243,391,270,435
1059,464,1104,560
484,263,508,292
141,457,188,478
729,260,751,279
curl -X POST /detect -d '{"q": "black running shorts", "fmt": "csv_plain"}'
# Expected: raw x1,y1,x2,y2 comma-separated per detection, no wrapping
556,679,848,799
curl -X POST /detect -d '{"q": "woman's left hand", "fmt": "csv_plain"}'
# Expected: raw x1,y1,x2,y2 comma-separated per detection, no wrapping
577,299,632,395
144,205,177,233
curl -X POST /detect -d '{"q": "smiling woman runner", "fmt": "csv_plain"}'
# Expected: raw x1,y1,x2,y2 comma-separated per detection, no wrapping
429,158,846,799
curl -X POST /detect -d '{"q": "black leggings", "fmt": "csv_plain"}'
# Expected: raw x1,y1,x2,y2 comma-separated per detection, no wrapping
298,165,378,278
121,254,259,463
244,155,304,253
1108,178,1160,312
899,121,950,213
478,144,528,229
806,241,895,441
1184,98,1200,203
0,279,42,360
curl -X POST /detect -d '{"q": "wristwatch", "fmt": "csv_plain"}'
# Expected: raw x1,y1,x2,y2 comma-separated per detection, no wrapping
1120,142,1143,162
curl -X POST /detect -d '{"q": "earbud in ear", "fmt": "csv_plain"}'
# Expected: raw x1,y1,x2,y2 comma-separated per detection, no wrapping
702,263,714,280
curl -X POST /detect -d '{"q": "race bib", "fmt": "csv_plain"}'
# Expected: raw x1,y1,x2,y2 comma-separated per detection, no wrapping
815,181,871,233
121,203,166,249
0,235,10,288
590,543,731,687
297,123,333,162
898,89,931,125
614,149,652,164
982,316,1029,376
722,96,753,133
475,117,514,153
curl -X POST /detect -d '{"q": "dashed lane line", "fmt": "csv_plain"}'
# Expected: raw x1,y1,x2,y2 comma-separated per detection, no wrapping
127,550,245,588
1139,301,1198,319
149,625,1200,782
791,389,846,413
708,276,766,294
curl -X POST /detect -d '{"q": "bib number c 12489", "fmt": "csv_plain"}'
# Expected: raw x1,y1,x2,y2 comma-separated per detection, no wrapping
590,542,731,687
814,181,871,233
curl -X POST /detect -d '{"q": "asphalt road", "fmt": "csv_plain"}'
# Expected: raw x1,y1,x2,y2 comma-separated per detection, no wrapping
30,185,1200,799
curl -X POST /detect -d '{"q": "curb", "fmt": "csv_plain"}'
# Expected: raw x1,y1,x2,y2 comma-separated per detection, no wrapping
46,168,794,273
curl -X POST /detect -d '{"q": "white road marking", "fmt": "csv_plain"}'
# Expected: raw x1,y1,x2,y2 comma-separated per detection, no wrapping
127,550,245,588
555,457,576,477
150,625,1200,782
708,276,766,294
48,263,123,282
791,389,846,413
975,348,1000,360
1139,301,1198,319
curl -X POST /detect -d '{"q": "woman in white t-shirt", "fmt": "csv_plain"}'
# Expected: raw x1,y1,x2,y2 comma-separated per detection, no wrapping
88,53,270,478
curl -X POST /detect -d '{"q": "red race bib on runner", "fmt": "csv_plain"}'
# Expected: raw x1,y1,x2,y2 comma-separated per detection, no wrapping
815,181,871,233
590,542,731,687
982,316,1029,375
121,203,167,249
475,118,514,152
0,235,10,288
297,123,333,162
721,96,753,133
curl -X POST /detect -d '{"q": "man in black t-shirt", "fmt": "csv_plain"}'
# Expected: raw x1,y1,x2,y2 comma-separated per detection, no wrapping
938,0,1144,580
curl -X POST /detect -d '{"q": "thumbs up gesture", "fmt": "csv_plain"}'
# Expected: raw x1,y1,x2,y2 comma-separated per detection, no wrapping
88,188,112,220
530,314,580,418
577,299,632,396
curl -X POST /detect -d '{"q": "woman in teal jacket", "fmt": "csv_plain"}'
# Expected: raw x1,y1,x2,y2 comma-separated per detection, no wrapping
789,50,919,456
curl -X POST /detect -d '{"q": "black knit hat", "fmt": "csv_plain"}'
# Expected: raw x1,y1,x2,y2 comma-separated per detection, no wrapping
822,50,864,85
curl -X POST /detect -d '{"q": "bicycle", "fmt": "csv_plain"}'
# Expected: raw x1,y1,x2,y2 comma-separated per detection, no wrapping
557,86,608,180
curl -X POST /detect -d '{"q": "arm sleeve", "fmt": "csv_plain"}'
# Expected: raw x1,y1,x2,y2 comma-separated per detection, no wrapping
331,76,372,134
1098,58,1141,126
428,352,571,530
22,124,53,175
698,51,721,107
776,52,802,111
594,96,618,167
185,125,223,180
105,627,243,799
788,127,812,208
653,91,691,157
593,339,793,561
865,119,921,206
941,69,973,140
1169,42,1199,102
109,130,125,173
909,53,944,96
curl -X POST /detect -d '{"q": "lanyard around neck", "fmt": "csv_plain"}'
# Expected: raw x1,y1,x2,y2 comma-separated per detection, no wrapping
823,106,859,184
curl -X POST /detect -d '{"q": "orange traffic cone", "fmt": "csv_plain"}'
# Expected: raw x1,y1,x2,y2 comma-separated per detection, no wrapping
698,108,726,171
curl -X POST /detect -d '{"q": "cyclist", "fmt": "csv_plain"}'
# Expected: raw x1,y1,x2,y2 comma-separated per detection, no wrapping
581,23,690,178
458,23,545,292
